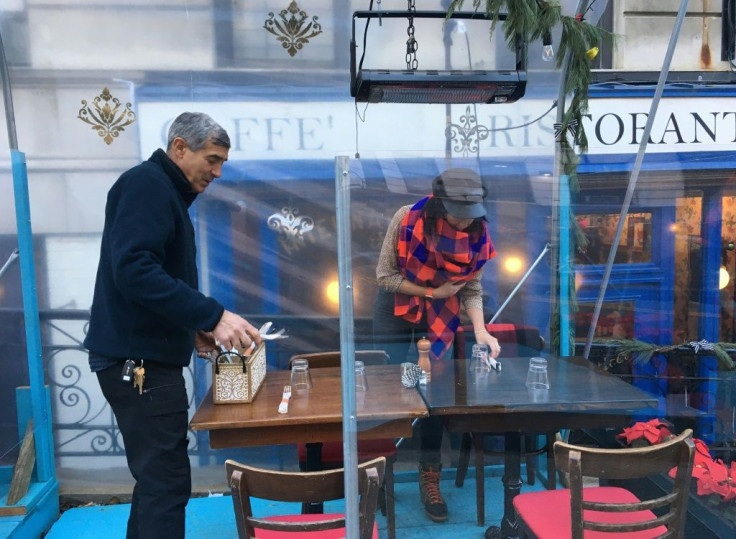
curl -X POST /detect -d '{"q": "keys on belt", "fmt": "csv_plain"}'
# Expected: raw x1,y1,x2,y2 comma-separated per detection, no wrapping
122,359,145,394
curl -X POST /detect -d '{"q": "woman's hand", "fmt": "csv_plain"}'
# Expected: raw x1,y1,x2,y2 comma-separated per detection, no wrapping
475,330,501,358
433,280,466,299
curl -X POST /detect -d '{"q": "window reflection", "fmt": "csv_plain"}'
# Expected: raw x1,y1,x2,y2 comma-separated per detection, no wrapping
576,212,652,265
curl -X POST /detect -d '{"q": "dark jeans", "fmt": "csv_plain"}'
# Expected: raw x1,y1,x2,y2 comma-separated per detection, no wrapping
97,361,190,539
373,289,445,464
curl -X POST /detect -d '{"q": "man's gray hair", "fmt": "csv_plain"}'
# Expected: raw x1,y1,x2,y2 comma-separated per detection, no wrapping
167,112,230,151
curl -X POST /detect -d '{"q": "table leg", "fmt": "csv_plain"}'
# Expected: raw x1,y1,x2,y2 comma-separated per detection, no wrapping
485,432,522,539
303,442,324,514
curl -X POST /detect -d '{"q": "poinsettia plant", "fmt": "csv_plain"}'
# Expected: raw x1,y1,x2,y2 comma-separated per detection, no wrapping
617,418,672,447
619,420,736,523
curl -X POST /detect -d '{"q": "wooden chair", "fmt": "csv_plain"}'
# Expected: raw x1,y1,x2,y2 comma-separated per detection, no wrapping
453,323,555,525
226,456,385,539
288,350,397,539
513,429,696,539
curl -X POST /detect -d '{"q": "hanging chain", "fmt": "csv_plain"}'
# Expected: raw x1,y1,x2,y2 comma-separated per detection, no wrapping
405,0,418,70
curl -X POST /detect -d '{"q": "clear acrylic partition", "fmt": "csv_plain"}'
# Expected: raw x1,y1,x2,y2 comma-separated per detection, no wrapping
1,0,735,536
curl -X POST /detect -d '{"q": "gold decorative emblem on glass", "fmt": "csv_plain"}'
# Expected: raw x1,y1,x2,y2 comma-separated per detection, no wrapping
77,87,136,145
263,1,323,57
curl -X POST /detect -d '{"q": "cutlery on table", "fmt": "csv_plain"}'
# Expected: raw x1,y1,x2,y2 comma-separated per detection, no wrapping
278,385,291,414
250,324,288,350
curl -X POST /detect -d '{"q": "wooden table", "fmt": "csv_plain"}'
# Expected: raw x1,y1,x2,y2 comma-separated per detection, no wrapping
417,356,658,539
191,363,428,451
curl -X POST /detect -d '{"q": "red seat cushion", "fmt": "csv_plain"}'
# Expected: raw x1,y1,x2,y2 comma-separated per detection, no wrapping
513,486,668,538
254,513,378,538
297,439,397,464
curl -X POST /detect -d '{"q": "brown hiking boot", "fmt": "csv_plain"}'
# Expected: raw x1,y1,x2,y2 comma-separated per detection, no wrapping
418,463,448,522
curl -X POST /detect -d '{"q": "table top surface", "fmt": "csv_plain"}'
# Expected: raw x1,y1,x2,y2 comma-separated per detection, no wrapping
418,356,658,416
190,364,429,432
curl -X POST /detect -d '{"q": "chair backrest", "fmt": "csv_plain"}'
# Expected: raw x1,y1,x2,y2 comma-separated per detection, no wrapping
454,323,544,359
288,350,390,369
226,456,386,539
553,429,695,539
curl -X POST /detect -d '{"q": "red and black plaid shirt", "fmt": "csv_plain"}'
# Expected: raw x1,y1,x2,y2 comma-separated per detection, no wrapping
395,196,495,359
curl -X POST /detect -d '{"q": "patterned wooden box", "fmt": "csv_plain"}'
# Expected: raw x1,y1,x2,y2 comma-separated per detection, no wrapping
213,343,266,404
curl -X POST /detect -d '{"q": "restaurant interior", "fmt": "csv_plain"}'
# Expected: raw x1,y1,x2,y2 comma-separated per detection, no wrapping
2,1,736,538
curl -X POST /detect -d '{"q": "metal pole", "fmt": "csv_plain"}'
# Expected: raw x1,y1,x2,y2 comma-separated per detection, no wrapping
552,0,589,356
335,155,359,538
0,247,19,281
583,0,690,358
0,32,17,150
489,243,550,324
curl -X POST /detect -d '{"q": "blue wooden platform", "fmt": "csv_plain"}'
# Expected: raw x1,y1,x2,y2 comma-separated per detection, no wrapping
46,468,544,539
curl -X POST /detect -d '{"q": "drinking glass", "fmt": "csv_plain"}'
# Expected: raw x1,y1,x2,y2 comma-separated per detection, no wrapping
471,343,490,375
290,358,313,394
525,357,550,390
355,360,369,391
472,343,489,360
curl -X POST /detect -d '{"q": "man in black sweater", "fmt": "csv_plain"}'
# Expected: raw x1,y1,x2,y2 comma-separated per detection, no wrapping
84,112,261,538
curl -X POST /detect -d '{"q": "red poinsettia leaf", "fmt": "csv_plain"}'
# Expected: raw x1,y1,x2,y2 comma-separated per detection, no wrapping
693,438,711,455
692,463,710,481
705,459,728,482
696,476,719,496
712,482,732,498
618,424,646,444
728,462,736,482
643,428,662,444
655,427,673,444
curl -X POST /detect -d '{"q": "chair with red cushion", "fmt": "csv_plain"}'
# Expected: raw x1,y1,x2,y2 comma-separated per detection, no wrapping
453,323,555,525
513,429,695,538
226,456,385,539
289,350,397,539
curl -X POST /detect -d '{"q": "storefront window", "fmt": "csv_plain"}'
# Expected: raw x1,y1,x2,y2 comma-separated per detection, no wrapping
576,212,652,265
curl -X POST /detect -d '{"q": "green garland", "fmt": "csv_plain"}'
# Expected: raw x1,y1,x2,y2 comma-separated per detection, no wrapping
597,338,736,371
446,1,605,187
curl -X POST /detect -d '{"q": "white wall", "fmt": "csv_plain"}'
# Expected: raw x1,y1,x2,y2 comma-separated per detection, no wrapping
614,0,729,71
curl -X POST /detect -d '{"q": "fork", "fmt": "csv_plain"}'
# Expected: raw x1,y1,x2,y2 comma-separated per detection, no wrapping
277,385,291,414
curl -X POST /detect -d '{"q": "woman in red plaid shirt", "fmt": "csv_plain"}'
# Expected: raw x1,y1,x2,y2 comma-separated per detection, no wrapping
373,167,500,523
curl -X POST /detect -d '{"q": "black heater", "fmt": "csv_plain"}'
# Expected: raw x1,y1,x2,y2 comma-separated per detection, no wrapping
350,10,527,105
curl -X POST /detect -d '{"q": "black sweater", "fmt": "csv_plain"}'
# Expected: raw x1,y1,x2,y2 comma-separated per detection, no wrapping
84,149,224,365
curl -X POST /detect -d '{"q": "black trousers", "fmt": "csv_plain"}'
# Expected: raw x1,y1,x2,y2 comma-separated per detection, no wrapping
97,361,190,539
373,289,445,464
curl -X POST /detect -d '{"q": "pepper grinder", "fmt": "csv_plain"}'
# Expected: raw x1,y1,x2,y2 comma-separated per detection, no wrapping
417,337,431,382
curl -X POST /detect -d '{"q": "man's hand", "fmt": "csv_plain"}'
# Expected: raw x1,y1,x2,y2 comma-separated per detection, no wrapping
195,331,217,358
212,310,263,351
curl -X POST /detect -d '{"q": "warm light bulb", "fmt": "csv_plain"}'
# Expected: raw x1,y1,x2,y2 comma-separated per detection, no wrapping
326,280,340,306
542,44,554,62
575,272,584,291
542,31,554,62
720,266,730,290
504,256,524,274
